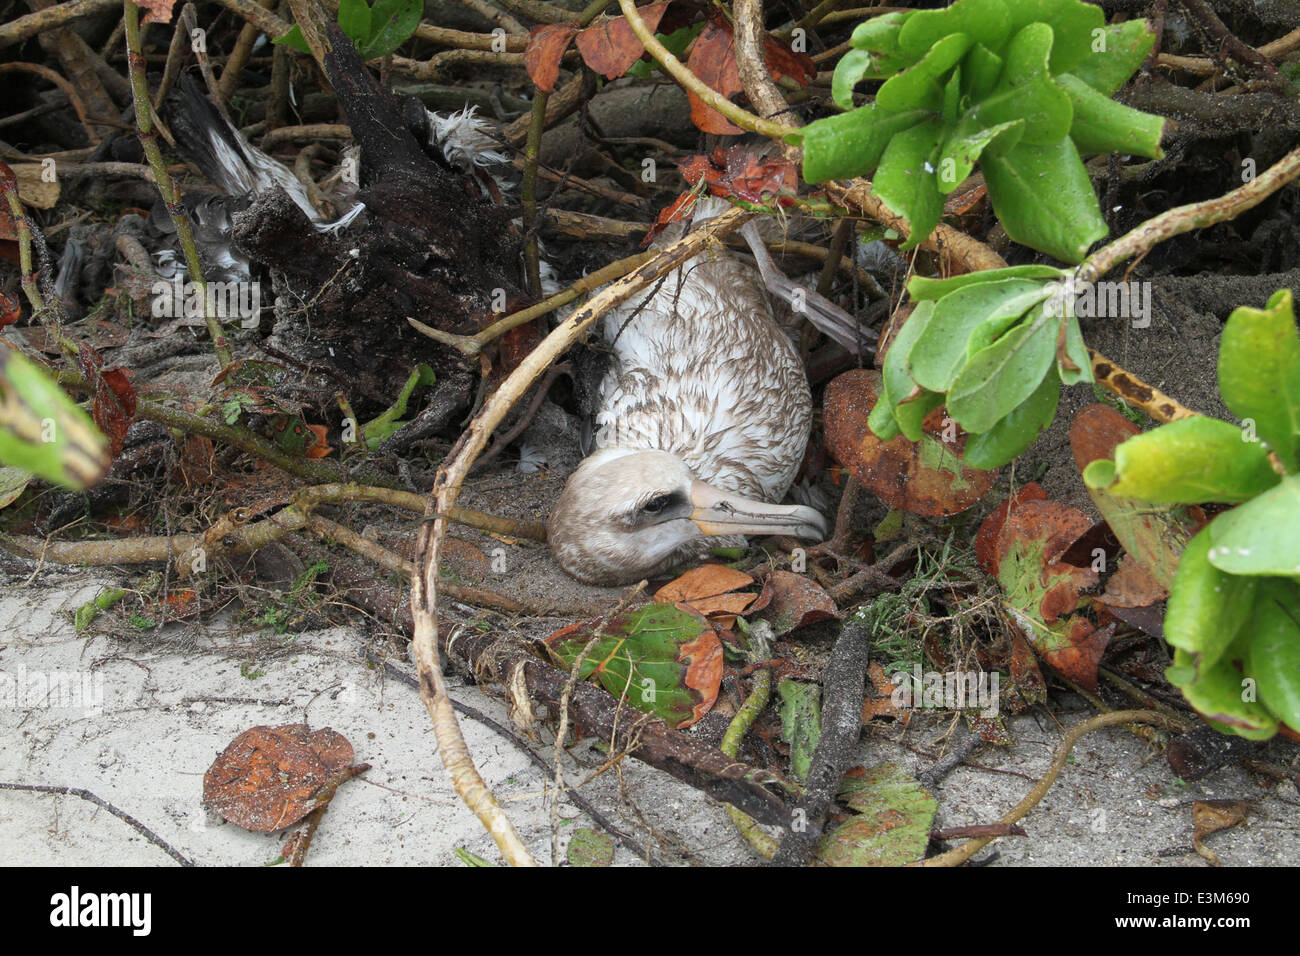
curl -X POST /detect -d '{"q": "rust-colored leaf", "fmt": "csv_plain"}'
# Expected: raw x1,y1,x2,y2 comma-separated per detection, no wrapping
1099,553,1168,609
685,19,744,134
203,724,358,832
1069,402,1139,472
682,19,814,134
575,1,672,79
974,483,1047,576
0,292,19,327
655,564,754,603
753,570,837,636
679,144,798,206
825,369,997,517
171,434,216,488
862,661,904,721
78,347,137,459
1192,799,1249,866
525,22,580,92
1039,618,1113,692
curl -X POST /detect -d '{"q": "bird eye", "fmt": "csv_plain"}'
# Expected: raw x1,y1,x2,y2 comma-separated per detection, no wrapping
642,494,671,514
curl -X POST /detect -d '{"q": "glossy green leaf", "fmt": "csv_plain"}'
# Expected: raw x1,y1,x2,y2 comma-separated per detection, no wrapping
271,24,311,53
778,678,822,783
545,603,721,729
962,366,1059,468
867,391,903,441
1056,73,1164,158
876,32,972,113
1217,288,1300,473
1056,309,1092,385
980,136,1107,263
872,119,945,252
1206,476,1300,577
832,49,877,109
849,10,917,77
1083,417,1280,504
801,106,929,184
0,347,108,490
1164,525,1258,673
897,0,1010,56
1170,644,1278,741
942,66,963,124
937,118,1023,193
1001,0,1105,75
337,0,371,43
961,43,1004,102
882,300,940,441
1065,19,1157,96
910,278,1052,392
361,0,422,59
361,364,436,449
1248,579,1300,730
906,264,1065,301
817,763,937,866
947,302,1057,433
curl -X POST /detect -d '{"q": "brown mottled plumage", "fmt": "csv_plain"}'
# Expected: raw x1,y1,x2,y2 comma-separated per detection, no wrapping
549,201,826,585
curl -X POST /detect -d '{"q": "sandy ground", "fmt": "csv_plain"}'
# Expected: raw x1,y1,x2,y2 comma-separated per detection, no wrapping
3,572,1297,867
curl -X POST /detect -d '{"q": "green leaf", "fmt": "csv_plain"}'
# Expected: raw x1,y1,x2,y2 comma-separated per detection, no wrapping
849,11,918,79
872,118,945,252
545,603,721,729
817,763,937,866
980,136,1107,263
1248,578,1300,729
337,0,371,44
962,43,1004,102
1056,73,1164,158
778,678,822,783
360,0,421,59
942,65,963,124
1218,288,1300,473
0,347,108,490
1056,309,1092,385
897,0,1011,56
867,391,903,441
361,364,436,449
961,365,1058,468
271,24,311,53
1065,19,1157,96
1170,644,1277,740
937,118,1023,193
909,278,1052,391
1083,417,1281,504
882,300,943,441
0,465,32,509
1001,0,1105,75
801,106,929,184
876,32,973,113
566,828,616,867
831,49,877,109
1205,476,1300,577
946,302,1057,433
1164,525,1258,673
906,264,1065,301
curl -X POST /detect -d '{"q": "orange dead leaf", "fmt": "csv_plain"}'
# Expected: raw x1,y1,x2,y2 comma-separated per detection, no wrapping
575,0,673,79
524,22,580,92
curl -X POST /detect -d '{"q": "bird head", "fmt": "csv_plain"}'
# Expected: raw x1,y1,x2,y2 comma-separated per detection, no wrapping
548,448,827,586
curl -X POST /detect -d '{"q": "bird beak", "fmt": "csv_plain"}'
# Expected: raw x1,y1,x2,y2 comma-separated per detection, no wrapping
690,480,827,541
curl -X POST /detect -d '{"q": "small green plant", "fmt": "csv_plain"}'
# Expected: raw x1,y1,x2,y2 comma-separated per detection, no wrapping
275,0,422,61
869,264,1084,469
800,0,1164,262
1084,289,1300,740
